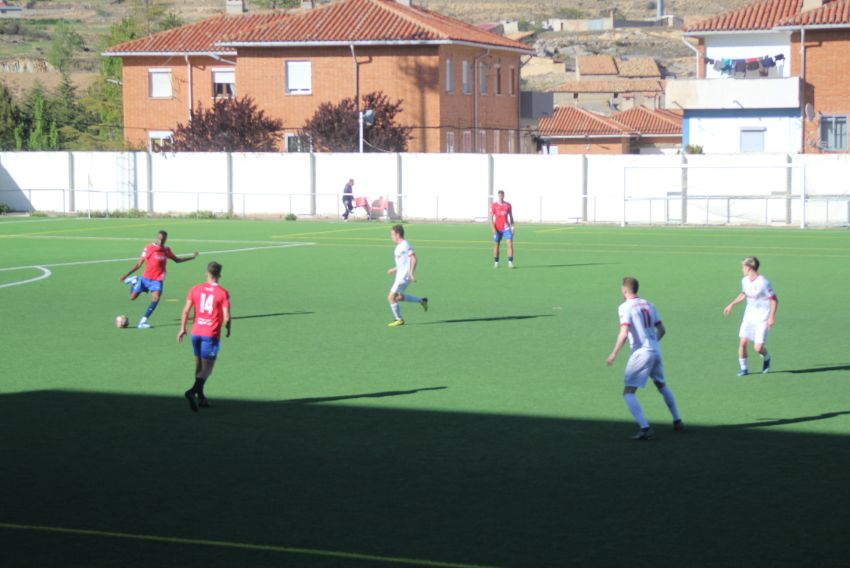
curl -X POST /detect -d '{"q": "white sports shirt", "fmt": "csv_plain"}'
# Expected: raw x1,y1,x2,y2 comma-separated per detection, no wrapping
741,275,776,323
394,239,414,283
618,297,661,352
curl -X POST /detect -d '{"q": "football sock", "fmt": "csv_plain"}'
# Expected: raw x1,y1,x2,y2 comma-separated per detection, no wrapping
738,357,748,371
760,351,770,361
402,294,422,303
494,256,499,263
143,300,159,318
659,386,681,421
624,393,650,429
508,256,513,262
192,377,205,395
390,302,402,320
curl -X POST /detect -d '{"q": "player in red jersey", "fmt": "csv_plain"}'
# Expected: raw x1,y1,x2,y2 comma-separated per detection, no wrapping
119,230,198,328
178,261,231,412
490,190,515,268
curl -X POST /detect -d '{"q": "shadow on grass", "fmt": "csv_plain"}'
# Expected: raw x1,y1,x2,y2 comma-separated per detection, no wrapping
2,390,850,568
152,311,315,329
721,411,850,429
777,364,850,374
279,386,447,405
517,262,615,270
422,315,554,325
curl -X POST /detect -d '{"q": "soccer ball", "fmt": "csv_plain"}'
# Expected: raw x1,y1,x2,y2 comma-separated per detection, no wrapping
115,315,129,328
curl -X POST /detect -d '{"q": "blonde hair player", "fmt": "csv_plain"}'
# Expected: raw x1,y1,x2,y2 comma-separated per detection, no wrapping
723,256,778,376
606,277,683,440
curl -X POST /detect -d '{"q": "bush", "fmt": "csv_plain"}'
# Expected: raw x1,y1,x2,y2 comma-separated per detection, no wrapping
195,210,217,219
685,144,704,154
127,208,147,218
285,213,297,221
0,202,10,215
30,210,48,217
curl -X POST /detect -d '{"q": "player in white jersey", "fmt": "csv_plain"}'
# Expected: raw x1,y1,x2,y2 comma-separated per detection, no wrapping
606,277,682,440
723,256,778,376
386,224,428,327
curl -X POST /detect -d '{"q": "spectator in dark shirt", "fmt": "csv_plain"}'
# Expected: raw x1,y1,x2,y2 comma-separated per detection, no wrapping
342,179,354,221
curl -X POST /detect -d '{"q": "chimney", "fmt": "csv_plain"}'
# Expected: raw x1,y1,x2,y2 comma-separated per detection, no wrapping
802,0,826,12
656,0,664,20
226,0,246,15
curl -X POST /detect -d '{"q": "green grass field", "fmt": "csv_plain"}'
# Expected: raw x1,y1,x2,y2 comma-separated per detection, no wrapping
2,217,849,567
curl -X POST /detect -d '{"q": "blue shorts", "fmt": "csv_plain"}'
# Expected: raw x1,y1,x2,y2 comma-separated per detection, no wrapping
192,336,221,360
493,228,513,242
132,277,163,295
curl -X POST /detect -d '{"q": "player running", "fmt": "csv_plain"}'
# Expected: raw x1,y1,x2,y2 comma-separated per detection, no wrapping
178,261,231,412
723,256,778,376
119,230,198,328
490,190,515,268
606,277,683,440
387,224,427,327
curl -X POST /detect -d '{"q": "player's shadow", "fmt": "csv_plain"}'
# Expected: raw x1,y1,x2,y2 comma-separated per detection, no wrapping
518,262,615,270
719,410,850,429
423,314,554,325
157,311,315,328
278,386,447,405
4,390,850,568
776,364,850,374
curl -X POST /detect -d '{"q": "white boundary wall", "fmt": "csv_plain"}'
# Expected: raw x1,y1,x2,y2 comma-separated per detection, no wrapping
1,151,850,226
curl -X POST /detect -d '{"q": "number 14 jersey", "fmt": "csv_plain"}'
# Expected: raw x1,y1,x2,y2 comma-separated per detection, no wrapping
188,283,231,338
618,297,661,352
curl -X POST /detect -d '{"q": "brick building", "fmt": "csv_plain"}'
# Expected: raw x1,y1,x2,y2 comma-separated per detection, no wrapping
104,0,533,153
668,0,850,153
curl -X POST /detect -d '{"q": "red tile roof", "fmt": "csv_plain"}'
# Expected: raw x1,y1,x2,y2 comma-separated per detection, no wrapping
686,0,803,32
222,0,532,50
779,0,850,25
613,106,682,135
538,106,635,137
616,57,660,78
549,78,664,94
105,14,284,55
576,55,618,75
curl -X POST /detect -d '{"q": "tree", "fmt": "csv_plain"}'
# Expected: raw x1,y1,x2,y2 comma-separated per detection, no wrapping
0,83,18,150
48,21,84,75
301,91,412,152
167,97,283,152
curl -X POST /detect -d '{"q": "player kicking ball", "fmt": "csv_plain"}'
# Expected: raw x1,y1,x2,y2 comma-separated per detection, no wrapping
119,230,198,328
178,262,231,412
606,277,683,440
723,256,778,376
387,224,427,327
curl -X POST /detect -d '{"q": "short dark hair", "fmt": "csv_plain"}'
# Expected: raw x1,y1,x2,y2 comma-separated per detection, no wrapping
158,230,168,239
497,190,505,196
392,224,405,238
207,262,222,278
622,277,639,294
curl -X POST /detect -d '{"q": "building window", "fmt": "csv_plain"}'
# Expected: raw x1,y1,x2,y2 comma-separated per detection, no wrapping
149,69,172,99
212,68,235,99
493,130,500,153
148,130,173,151
507,131,515,153
462,130,472,152
446,58,454,93
509,66,516,96
740,127,766,153
820,115,848,152
478,130,487,152
462,61,471,95
285,61,312,95
446,131,455,153
285,133,310,152
479,63,487,95
495,65,502,95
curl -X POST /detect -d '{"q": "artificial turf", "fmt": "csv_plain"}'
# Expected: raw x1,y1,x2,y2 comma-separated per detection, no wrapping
1,217,849,567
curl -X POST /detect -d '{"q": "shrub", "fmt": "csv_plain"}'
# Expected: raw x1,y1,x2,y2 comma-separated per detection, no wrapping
195,210,217,219
0,202,10,215
685,144,704,154
285,213,297,221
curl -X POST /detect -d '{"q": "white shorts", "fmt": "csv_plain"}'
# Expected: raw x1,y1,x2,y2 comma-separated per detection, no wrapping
739,319,768,344
624,348,665,389
390,279,410,295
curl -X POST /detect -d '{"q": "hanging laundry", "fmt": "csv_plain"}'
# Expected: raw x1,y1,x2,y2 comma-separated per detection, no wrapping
734,60,747,74
706,57,716,65
713,59,724,71
746,58,760,71
774,54,786,61
761,56,776,68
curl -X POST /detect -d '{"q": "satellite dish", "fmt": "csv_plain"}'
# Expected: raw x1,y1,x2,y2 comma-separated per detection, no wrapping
805,103,815,121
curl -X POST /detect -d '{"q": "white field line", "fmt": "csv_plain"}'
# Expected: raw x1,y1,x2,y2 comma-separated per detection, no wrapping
0,266,52,289
3,235,310,245
0,243,314,287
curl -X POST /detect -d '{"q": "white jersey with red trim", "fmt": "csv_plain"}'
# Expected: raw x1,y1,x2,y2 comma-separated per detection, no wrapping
393,239,414,285
618,297,661,352
742,275,776,323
